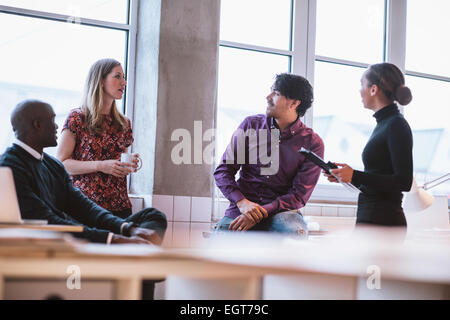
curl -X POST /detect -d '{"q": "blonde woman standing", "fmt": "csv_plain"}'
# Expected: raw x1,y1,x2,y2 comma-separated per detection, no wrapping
57,58,138,218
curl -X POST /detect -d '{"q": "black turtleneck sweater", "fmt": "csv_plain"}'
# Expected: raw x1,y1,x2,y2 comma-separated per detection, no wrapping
352,104,413,204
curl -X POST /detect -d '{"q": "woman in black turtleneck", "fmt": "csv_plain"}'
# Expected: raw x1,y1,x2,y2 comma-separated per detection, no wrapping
326,63,413,226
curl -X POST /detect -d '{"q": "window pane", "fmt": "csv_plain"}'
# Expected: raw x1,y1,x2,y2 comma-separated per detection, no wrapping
315,0,384,64
216,46,290,159
406,0,450,77
313,61,375,184
404,76,450,195
0,13,127,156
220,0,291,50
1,0,129,24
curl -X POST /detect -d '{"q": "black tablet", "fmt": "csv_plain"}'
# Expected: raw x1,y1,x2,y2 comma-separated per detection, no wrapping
298,147,361,192
298,147,337,174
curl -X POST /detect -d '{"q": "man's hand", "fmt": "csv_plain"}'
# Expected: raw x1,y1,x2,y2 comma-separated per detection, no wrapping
111,234,152,244
129,227,162,245
229,214,256,231
236,198,268,223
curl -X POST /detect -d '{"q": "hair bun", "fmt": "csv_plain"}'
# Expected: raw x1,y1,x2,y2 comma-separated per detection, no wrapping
395,85,412,106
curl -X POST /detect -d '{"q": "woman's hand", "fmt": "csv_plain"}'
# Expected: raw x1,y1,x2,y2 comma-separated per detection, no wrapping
98,160,134,178
323,170,339,183
131,153,140,172
330,163,354,183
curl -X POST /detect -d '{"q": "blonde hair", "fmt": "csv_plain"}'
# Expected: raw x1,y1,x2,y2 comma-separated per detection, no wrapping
81,58,128,135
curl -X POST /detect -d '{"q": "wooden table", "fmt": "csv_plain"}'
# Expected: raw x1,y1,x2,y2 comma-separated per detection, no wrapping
0,224,83,232
0,227,449,300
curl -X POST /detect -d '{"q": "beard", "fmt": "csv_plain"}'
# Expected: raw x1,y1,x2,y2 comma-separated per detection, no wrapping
266,104,275,117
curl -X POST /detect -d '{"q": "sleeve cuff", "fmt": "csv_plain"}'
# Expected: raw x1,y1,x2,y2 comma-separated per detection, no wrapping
228,189,245,204
262,201,278,215
120,222,129,235
351,170,364,186
106,232,114,245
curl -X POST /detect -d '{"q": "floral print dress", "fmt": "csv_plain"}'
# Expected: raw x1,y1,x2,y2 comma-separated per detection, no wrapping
62,108,134,212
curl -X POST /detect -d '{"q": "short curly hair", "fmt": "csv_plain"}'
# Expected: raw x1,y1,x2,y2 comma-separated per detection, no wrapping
272,73,314,117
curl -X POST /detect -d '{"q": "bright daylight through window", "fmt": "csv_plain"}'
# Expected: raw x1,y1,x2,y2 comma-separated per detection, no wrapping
216,0,449,201
404,0,450,195
0,0,130,157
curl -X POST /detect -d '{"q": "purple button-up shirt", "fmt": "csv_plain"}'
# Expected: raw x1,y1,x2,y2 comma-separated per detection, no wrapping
214,114,324,219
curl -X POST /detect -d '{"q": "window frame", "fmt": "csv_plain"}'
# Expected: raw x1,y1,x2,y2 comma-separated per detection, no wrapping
216,0,449,204
0,1,138,191
307,0,392,202
0,1,138,119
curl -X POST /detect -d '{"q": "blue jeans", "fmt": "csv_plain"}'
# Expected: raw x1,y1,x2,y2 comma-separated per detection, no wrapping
214,210,308,239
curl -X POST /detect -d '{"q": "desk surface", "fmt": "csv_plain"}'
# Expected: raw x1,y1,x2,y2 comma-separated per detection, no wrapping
0,227,449,283
0,229,449,283
0,229,449,300
0,224,83,232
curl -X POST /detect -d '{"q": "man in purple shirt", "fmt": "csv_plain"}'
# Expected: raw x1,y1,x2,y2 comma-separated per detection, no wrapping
214,73,324,237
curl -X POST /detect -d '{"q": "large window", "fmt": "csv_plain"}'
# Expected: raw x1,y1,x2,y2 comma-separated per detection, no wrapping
313,0,386,200
214,0,292,218
404,0,450,195
313,62,374,171
217,0,449,203
220,0,291,50
314,0,450,197
216,0,292,166
405,0,450,78
0,0,129,23
217,47,290,160
0,1,136,156
315,0,385,63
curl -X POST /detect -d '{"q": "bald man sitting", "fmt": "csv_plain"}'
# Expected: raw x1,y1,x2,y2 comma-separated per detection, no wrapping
0,100,167,245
